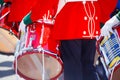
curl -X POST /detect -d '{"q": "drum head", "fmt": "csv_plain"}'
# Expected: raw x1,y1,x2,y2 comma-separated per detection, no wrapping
14,50,63,80
0,27,18,54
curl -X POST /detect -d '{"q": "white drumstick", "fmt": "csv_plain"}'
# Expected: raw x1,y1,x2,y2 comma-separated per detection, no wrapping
0,10,10,20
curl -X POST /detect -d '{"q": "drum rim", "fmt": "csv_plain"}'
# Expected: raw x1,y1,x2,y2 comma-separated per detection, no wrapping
108,63,120,80
0,25,18,37
14,50,63,80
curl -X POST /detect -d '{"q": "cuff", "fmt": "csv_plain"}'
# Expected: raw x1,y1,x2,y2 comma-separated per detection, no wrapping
116,11,120,21
23,12,33,25
0,0,4,5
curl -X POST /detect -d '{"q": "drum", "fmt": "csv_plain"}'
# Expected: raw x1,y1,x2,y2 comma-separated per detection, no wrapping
96,26,120,80
0,27,18,54
14,23,63,80
0,3,19,54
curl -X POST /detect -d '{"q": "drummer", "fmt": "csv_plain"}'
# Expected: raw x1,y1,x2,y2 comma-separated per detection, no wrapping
50,0,119,80
0,0,38,37
19,0,119,80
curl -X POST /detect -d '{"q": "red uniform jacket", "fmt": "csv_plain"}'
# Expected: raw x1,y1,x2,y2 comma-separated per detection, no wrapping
51,1,101,40
51,0,118,40
8,0,37,22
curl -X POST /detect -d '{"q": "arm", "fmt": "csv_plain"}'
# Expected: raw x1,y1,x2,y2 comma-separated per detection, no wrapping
23,12,33,25
116,11,120,21
19,12,33,33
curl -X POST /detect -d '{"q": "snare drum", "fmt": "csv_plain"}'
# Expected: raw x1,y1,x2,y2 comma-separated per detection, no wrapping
97,26,120,80
14,23,63,80
0,4,19,54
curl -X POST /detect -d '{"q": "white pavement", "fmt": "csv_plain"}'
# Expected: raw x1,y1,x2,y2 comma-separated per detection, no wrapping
0,54,24,80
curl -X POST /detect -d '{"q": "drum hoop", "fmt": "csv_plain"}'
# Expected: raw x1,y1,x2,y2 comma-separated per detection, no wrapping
108,62,120,80
112,61,120,73
17,49,63,63
0,26,18,37
14,49,63,80
13,67,63,80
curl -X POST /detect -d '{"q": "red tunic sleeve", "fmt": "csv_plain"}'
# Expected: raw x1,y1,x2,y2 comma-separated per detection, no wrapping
98,0,118,23
8,0,37,22
30,0,58,21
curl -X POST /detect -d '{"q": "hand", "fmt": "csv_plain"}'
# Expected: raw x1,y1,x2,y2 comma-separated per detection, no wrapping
101,16,120,37
19,20,26,33
42,10,54,24
101,21,113,37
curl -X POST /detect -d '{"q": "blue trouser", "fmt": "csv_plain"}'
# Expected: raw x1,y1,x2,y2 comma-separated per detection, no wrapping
59,39,98,80
117,0,120,10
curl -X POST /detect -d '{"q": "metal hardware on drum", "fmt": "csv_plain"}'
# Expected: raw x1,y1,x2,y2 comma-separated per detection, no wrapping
9,22,16,35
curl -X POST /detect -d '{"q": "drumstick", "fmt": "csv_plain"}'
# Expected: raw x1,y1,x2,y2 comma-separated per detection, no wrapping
37,19,54,25
0,10,10,20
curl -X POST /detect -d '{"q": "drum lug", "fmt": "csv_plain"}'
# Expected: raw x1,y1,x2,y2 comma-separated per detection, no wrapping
27,37,33,48
37,45,43,52
54,53,59,59
9,29,14,35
